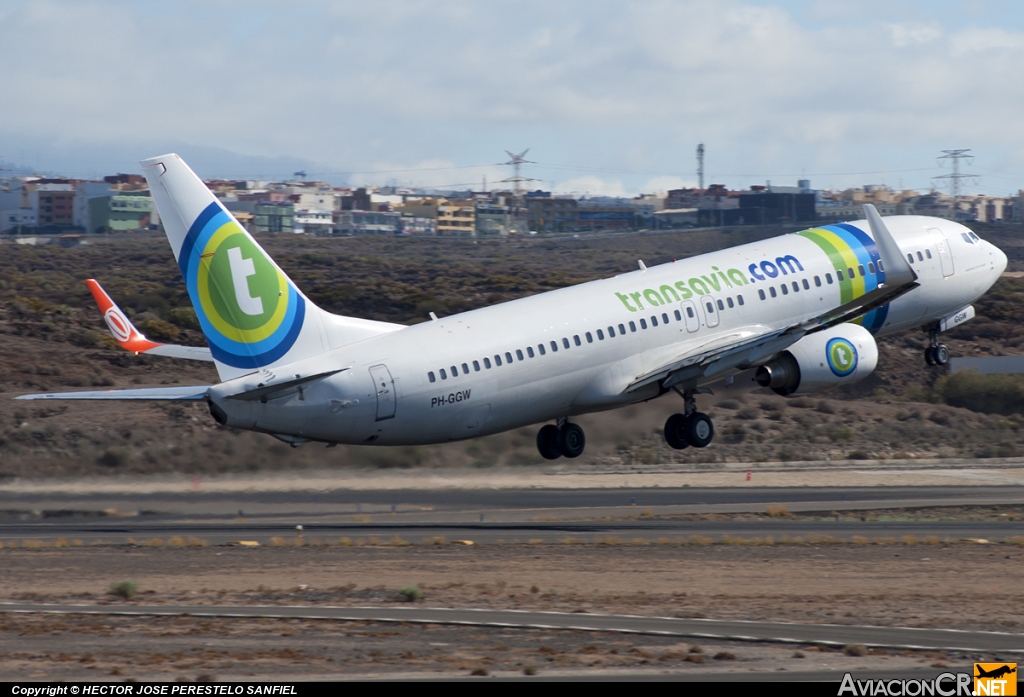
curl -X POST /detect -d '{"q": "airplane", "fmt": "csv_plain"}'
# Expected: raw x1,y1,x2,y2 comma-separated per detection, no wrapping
86,278,213,362
16,153,1008,459
976,665,1017,680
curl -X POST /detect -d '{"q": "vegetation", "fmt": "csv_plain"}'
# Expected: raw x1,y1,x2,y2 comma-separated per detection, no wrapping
109,580,137,599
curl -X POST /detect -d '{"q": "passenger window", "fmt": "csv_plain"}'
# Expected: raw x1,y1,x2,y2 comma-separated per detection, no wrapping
562,338,570,349
878,259,885,271
781,284,789,295
792,281,799,292
629,321,636,332
473,360,480,371
440,368,448,380
802,279,809,290
769,287,777,298
462,363,469,374
619,323,627,334
858,264,865,277
705,301,715,313
573,335,581,346
662,313,669,324
737,295,744,306
538,344,546,356
597,329,605,340
494,355,502,366
826,273,833,284
758,289,766,300
451,365,458,377
516,349,523,361
650,316,658,327
925,249,932,259
847,267,854,279
836,269,844,281
686,307,695,318
428,371,436,383
527,346,535,358
607,326,615,337
506,351,513,363
674,310,681,321
726,297,734,309
814,276,821,287
908,253,914,264
640,319,648,329
867,262,875,274
916,251,923,261
551,341,558,352
484,357,492,368
717,299,724,311
586,331,593,343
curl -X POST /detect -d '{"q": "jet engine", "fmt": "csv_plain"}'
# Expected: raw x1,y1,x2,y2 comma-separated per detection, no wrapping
755,323,878,397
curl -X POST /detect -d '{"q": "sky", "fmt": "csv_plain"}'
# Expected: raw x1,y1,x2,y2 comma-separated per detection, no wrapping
2,0,1024,197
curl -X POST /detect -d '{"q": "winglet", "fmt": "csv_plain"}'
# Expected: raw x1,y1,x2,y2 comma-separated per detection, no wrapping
86,279,162,354
862,204,917,287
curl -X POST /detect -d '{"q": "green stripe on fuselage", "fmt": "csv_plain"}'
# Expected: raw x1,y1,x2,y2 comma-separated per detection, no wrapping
796,229,854,304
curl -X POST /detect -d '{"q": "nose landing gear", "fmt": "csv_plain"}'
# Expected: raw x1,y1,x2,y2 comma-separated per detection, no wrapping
924,326,949,367
536,418,586,460
664,388,715,450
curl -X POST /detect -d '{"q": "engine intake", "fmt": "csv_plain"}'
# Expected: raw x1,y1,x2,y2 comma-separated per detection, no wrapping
755,323,878,397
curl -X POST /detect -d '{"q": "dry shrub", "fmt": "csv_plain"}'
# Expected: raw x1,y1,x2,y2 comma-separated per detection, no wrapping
596,536,622,545
270,537,287,547
688,535,714,546
766,504,792,518
852,536,870,545
422,536,446,546
844,644,868,657
168,536,186,547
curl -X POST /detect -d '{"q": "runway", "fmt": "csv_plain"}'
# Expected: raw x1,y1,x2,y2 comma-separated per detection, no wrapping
1,485,1021,544
3,603,1021,654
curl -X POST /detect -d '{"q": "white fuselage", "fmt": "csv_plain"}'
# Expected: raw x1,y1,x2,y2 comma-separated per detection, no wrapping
208,216,1006,445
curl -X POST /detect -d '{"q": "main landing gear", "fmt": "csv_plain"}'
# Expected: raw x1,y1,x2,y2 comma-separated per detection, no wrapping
663,388,715,450
537,418,586,460
924,326,950,367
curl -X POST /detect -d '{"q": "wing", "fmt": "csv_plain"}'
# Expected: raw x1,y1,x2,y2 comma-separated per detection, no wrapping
15,386,209,401
627,204,919,393
86,279,214,362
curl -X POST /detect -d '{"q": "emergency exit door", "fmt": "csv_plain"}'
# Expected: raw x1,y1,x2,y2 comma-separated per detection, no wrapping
369,364,396,421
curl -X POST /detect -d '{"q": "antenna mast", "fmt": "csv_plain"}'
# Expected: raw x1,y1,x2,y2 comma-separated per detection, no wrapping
501,149,538,196
696,143,704,191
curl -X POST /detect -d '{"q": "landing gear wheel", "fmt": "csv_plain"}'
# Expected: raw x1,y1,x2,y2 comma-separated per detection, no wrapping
664,413,690,450
933,344,950,366
537,424,561,460
924,347,936,366
684,412,714,448
557,423,586,458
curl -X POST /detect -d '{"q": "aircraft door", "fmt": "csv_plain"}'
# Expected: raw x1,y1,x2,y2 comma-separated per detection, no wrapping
928,227,954,277
368,364,396,421
681,300,700,332
700,295,720,328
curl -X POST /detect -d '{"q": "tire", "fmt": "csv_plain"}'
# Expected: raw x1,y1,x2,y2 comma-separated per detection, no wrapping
684,412,714,448
557,423,586,458
537,424,561,460
924,347,936,366
664,413,689,450
934,344,950,366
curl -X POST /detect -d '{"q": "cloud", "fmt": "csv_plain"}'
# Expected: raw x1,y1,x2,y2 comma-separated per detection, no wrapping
1,0,1023,194
553,176,628,197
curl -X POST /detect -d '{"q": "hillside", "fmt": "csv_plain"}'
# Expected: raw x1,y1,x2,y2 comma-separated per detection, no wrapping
2,222,1023,478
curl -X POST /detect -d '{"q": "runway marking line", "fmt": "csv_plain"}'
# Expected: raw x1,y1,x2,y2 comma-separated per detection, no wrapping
0,603,1021,653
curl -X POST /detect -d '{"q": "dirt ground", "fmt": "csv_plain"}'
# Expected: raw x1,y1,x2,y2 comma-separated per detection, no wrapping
0,543,1019,679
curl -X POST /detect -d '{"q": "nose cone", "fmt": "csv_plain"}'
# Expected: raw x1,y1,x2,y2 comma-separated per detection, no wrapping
992,242,1008,277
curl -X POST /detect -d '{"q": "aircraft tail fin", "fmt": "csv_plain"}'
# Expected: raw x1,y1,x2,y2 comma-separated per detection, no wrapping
140,154,401,381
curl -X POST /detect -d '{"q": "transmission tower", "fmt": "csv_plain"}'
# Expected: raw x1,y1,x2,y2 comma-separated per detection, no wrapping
696,143,704,191
501,149,538,196
932,149,977,218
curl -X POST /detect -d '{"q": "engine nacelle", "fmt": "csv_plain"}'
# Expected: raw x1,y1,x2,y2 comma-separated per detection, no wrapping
755,323,878,397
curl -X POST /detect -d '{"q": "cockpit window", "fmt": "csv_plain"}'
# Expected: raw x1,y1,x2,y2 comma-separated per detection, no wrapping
969,232,980,242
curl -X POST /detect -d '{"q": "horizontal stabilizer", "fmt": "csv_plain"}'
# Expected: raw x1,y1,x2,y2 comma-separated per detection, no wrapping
15,386,210,401
225,368,347,402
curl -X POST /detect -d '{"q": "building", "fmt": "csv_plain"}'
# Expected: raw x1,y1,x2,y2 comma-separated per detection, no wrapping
333,210,401,235
652,208,699,228
293,208,334,235
29,183,75,228
526,194,578,232
0,208,37,234
86,191,154,233
576,202,635,230
399,214,436,235
475,202,517,236
253,202,295,234
437,201,476,235
735,190,816,224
